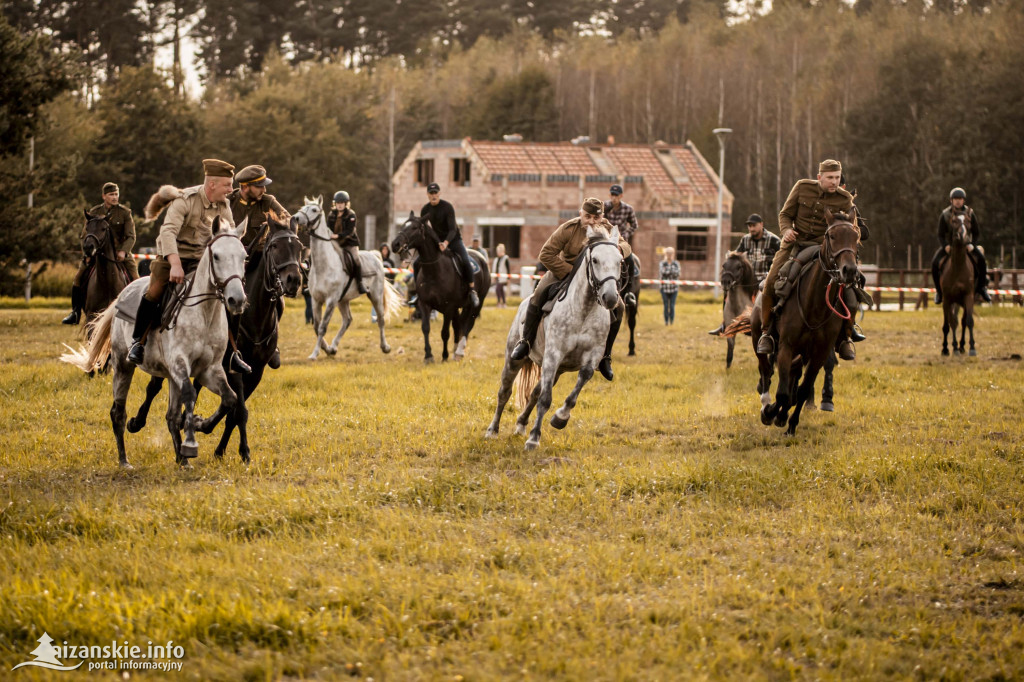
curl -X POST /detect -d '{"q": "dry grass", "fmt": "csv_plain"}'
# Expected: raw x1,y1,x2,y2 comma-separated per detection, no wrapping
1,293,1023,680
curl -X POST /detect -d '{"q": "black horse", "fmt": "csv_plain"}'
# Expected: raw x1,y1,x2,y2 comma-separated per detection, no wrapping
607,254,641,358
126,216,304,463
392,213,490,363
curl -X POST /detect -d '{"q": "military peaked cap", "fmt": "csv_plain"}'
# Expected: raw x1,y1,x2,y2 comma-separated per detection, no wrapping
203,158,235,178
236,164,272,186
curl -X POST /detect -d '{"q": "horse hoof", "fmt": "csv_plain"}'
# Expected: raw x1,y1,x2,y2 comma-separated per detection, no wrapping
804,401,816,411
969,349,977,357
180,443,199,459
514,423,527,436
382,345,391,354
628,350,636,357
424,356,434,365
774,412,788,428
308,353,318,361
760,406,773,426
524,439,539,451
550,414,569,430
484,429,497,439
119,460,133,469
820,402,834,412
126,418,145,434
214,448,225,459
785,426,797,436
454,354,464,361
953,349,961,356
326,347,337,356
760,392,770,407
941,349,949,356
240,452,251,465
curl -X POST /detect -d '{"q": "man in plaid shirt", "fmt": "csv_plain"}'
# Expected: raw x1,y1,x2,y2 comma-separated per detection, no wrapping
604,184,639,245
735,213,781,282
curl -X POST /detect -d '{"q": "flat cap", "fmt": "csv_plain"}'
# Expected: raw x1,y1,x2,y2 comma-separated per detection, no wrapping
235,164,272,186
581,197,604,216
203,158,235,178
818,159,842,174
745,213,763,224
609,184,623,195
102,182,119,195
426,182,441,193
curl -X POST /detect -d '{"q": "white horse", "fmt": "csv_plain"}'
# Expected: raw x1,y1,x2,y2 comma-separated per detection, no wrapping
486,223,624,450
292,197,403,360
62,218,247,467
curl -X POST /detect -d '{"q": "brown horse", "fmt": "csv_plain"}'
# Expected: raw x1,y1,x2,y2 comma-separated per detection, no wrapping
940,214,976,356
717,251,758,368
82,210,131,331
750,209,861,436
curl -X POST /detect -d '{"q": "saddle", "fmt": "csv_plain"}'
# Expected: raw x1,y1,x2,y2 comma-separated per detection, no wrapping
448,249,480,279
772,243,821,313
113,263,200,330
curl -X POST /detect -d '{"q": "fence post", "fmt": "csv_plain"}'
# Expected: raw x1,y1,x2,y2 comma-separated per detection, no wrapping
899,270,906,310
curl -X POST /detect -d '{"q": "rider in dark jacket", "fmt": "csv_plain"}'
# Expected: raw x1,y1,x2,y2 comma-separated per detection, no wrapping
420,182,478,309
326,190,366,295
931,187,990,304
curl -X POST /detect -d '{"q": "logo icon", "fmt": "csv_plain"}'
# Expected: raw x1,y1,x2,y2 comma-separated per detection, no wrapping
11,633,83,671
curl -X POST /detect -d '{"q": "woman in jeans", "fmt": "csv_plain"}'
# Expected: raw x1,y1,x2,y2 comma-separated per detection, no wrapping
492,243,510,308
659,246,680,325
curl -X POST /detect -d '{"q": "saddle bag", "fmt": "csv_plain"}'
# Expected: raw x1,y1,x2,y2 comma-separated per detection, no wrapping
773,243,821,311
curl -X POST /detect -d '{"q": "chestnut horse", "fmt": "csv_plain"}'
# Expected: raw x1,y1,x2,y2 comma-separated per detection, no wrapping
940,213,977,356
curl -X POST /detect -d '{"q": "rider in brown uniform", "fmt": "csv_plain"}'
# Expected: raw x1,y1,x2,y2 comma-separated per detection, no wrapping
62,183,138,324
127,159,237,367
756,159,863,361
510,197,632,380
229,164,289,255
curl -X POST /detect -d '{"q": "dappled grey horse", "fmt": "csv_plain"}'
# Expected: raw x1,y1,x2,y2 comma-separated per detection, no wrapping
61,218,247,467
486,222,624,450
293,197,403,360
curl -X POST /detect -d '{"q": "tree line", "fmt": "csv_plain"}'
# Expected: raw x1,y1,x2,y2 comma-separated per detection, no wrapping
2,0,1022,293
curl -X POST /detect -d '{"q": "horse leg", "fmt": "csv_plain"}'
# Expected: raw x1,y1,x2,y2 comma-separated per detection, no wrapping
171,360,200,464
127,376,164,433
327,300,352,354
110,359,135,468
551,366,594,430
194,364,239,461
372,290,391,354
786,363,822,436
525,364,559,450
941,303,951,356
775,354,803,428
440,315,451,362
420,302,434,364
452,315,466,360
763,346,793,426
966,303,976,356
308,296,326,360
195,371,239,435
627,306,637,356
726,336,735,369
514,382,542,436
486,358,522,437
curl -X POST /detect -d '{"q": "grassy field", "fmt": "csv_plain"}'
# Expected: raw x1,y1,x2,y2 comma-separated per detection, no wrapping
1,292,1023,680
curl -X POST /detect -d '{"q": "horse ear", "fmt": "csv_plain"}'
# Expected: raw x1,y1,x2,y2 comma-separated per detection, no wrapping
408,210,415,219
848,205,858,223
212,216,223,234
316,195,323,207
289,215,300,232
608,224,621,242
84,209,92,221
824,207,834,224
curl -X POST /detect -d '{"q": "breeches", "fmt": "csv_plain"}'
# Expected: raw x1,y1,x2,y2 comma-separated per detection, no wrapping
529,271,562,307
448,239,474,285
145,257,198,302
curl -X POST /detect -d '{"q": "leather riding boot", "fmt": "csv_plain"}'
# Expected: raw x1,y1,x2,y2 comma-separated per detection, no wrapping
837,338,856,361
708,323,724,336
842,288,866,342
229,351,252,375
510,303,542,361
127,297,160,365
932,266,943,304
62,286,84,324
598,326,616,381
756,330,775,355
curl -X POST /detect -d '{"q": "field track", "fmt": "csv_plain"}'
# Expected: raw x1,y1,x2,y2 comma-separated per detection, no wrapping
1,293,1023,679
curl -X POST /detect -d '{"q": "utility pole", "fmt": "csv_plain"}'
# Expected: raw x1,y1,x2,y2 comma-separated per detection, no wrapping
712,128,732,298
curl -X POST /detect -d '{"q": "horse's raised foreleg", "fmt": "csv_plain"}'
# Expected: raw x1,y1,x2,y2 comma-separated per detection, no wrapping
127,375,164,433
525,363,559,450
195,369,238,435
551,366,594,430
941,305,951,356
172,360,200,464
420,301,434,363
110,360,135,468
486,357,522,438
763,346,795,427
308,296,327,360
328,300,353,354
440,315,451,362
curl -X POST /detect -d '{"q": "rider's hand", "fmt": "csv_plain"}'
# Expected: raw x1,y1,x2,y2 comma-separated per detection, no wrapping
967,244,975,252
117,251,126,261
169,261,185,283
782,230,797,244
945,245,951,254
440,240,448,251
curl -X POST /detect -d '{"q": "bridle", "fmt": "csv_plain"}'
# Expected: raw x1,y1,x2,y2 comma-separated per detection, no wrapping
174,232,246,309
798,219,860,324
394,217,442,265
259,228,303,300
555,240,621,304
82,218,110,259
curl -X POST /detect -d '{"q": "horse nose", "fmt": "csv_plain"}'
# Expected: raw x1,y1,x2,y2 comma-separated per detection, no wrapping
602,289,618,309
842,262,859,284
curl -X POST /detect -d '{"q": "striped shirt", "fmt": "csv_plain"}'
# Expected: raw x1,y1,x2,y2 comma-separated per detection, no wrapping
735,230,781,282
659,260,681,293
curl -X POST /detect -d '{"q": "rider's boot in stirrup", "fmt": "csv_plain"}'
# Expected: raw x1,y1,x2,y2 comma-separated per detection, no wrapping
510,303,541,361
127,297,160,365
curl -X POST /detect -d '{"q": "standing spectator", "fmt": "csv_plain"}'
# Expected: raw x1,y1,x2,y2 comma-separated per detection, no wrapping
471,235,489,259
659,247,681,325
379,243,396,283
492,243,510,308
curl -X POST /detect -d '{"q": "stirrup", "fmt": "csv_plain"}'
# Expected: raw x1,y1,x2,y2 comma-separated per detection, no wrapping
624,292,637,307
756,332,775,355
127,341,145,365
934,292,942,304
979,288,992,303
850,325,866,343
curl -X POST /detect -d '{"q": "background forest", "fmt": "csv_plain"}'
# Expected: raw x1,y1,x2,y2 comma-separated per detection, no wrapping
2,0,1023,292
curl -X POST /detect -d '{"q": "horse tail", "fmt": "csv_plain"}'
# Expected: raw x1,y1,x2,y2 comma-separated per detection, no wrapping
513,358,541,413
61,303,116,372
144,185,182,221
380,279,404,323
723,305,754,338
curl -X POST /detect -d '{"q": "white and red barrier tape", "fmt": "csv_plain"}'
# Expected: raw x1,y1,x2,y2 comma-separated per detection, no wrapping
132,258,1024,296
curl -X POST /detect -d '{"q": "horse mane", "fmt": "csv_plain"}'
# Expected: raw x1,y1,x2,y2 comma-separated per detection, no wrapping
144,185,183,221
727,251,756,284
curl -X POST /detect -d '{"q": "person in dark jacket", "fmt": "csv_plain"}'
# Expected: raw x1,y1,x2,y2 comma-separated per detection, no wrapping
420,182,478,309
931,187,990,304
327,190,365,295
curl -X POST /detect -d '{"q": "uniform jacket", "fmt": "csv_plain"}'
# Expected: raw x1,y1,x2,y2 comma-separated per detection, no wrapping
938,205,980,247
156,185,235,260
229,189,289,250
327,207,359,247
778,179,856,243
87,203,135,255
539,217,632,281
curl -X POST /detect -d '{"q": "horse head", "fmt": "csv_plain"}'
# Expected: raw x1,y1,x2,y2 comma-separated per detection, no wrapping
584,223,623,309
721,251,752,291
82,210,111,259
262,214,304,298
822,208,861,286
207,216,248,315
391,212,434,256
293,198,325,237
950,213,971,248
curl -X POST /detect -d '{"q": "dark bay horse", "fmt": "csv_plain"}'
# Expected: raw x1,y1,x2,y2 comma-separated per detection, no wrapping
717,251,758,368
608,254,641,357
125,217,304,463
392,213,490,363
750,209,861,435
941,213,977,356
81,210,131,329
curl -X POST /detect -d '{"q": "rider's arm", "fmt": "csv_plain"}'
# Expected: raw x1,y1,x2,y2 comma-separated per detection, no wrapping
778,183,800,239
443,204,459,244
539,224,573,279
156,198,187,259
117,210,136,259
938,213,950,247
969,209,980,243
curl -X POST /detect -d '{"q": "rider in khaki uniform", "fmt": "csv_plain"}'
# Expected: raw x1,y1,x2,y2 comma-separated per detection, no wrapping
510,197,632,381
757,159,863,361
229,164,289,255
62,183,138,324
127,159,237,366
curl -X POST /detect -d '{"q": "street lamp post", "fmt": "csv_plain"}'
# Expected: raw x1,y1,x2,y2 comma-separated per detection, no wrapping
712,127,732,298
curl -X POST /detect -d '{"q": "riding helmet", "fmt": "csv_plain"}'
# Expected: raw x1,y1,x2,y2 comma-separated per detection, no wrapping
949,187,966,200
333,190,351,203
